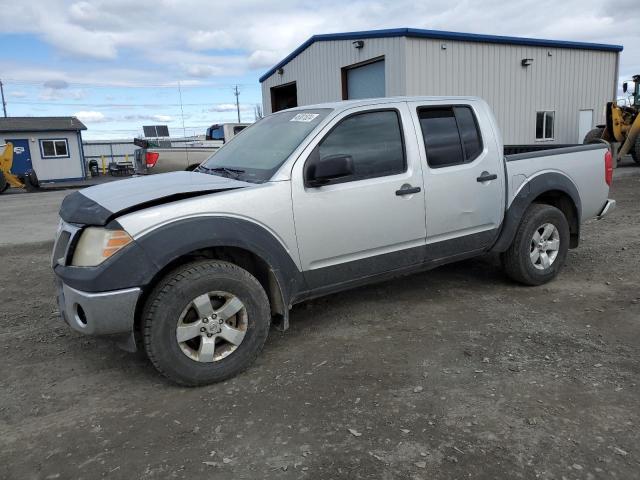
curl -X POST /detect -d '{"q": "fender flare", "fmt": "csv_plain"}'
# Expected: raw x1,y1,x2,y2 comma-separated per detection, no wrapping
56,217,305,329
135,217,304,306
491,172,582,252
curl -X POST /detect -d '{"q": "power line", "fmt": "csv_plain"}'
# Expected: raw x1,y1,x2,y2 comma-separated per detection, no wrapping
3,79,257,89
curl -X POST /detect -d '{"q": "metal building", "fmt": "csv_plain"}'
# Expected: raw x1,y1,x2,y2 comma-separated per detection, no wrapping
260,28,622,144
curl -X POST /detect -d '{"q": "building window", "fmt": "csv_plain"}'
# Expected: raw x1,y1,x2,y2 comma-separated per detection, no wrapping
536,111,554,140
40,139,69,158
417,106,484,168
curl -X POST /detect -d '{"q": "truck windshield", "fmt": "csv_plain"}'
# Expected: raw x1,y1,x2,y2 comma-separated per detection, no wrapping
200,109,331,183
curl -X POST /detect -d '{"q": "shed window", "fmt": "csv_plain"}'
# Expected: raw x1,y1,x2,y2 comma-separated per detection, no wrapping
536,111,554,140
40,139,69,158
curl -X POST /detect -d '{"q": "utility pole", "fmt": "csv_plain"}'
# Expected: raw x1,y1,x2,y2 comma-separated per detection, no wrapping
0,79,7,117
233,85,241,123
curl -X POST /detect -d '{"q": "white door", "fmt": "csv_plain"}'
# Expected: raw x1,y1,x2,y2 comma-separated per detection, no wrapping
408,101,505,255
578,110,593,142
290,103,426,289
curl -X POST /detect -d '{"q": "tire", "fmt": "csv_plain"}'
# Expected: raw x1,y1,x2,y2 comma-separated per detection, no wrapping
23,170,40,192
631,134,640,165
142,260,270,386
0,171,8,193
583,127,604,144
501,204,570,286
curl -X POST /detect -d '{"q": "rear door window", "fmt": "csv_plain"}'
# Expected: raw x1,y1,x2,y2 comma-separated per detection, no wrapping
418,106,483,168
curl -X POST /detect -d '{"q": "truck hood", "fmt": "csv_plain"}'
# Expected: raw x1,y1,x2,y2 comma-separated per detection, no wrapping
60,171,254,226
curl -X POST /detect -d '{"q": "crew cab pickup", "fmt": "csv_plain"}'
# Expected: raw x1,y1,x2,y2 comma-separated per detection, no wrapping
53,97,615,386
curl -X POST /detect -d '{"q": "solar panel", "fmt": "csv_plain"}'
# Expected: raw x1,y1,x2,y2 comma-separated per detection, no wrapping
142,125,170,137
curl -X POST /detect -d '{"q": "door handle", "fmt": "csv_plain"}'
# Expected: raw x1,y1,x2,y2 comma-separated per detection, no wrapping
395,184,421,196
476,172,498,182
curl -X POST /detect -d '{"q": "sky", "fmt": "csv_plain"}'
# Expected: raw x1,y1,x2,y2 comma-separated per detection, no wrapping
0,0,637,140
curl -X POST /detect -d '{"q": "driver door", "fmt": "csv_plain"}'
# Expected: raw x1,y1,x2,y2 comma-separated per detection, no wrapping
290,103,427,290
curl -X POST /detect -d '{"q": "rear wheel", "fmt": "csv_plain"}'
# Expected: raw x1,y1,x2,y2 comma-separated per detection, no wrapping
631,135,640,165
142,260,270,386
0,171,8,193
23,170,40,192
583,127,604,144
502,204,570,286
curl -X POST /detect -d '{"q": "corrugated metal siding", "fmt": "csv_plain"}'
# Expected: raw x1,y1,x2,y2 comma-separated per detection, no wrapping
262,37,406,113
405,38,616,144
262,36,617,145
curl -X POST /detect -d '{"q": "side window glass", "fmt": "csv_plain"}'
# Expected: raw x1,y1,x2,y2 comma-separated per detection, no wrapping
418,108,464,168
317,110,405,182
453,106,483,161
418,106,483,168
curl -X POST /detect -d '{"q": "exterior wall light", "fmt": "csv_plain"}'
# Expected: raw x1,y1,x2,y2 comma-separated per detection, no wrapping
353,40,364,49
277,68,284,75
521,58,534,67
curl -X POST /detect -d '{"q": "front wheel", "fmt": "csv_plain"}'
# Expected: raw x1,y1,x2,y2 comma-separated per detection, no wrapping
142,260,270,386
501,204,570,286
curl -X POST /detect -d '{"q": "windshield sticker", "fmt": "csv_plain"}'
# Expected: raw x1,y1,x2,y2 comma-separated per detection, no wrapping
290,113,319,122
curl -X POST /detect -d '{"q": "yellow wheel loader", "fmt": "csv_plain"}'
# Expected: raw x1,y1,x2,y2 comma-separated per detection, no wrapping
584,74,640,165
0,142,39,193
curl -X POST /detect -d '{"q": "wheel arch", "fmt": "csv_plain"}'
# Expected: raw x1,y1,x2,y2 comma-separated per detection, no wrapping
133,217,305,334
491,172,582,252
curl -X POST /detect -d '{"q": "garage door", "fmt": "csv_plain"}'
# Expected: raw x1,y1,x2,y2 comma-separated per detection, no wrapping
345,59,385,100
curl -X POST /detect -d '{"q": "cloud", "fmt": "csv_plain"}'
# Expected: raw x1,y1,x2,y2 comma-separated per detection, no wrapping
0,0,636,84
122,114,175,122
207,103,253,113
74,111,107,122
248,50,281,69
9,91,27,98
43,79,69,90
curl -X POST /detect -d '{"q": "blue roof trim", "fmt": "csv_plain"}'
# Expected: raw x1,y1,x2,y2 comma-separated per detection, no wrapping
259,27,623,82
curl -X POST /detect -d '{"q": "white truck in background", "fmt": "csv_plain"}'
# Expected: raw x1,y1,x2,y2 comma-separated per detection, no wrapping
134,123,249,175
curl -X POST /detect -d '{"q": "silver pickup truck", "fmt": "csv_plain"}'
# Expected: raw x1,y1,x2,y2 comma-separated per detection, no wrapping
53,96,615,386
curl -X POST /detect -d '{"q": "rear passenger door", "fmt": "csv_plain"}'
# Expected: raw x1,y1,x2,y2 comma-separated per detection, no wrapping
408,101,505,257
291,104,427,290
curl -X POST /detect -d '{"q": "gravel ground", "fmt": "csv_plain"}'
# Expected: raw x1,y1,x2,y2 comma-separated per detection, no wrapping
1,176,639,480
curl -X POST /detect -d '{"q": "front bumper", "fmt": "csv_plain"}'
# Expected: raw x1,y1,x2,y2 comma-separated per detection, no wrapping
56,280,141,337
597,198,616,219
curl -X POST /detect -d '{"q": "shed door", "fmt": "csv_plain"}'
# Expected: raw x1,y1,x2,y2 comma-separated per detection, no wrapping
344,59,385,100
6,139,33,175
578,109,593,142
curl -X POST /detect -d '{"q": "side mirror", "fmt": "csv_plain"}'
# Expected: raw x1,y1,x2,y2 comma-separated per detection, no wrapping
306,153,354,187
623,82,628,93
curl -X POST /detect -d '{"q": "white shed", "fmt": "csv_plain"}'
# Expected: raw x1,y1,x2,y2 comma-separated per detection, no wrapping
260,28,622,145
0,117,87,182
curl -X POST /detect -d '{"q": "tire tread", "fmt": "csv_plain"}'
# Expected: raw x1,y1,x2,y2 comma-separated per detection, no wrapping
142,259,270,386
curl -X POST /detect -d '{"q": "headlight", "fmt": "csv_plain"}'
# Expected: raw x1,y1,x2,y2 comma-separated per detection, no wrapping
71,227,133,267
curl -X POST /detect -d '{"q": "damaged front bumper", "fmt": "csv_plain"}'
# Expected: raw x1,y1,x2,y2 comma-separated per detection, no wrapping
56,279,141,351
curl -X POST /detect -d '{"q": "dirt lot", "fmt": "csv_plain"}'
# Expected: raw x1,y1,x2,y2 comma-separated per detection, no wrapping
1,176,639,480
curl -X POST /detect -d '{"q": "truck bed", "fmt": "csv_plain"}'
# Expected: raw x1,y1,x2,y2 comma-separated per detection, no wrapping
504,143,609,222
